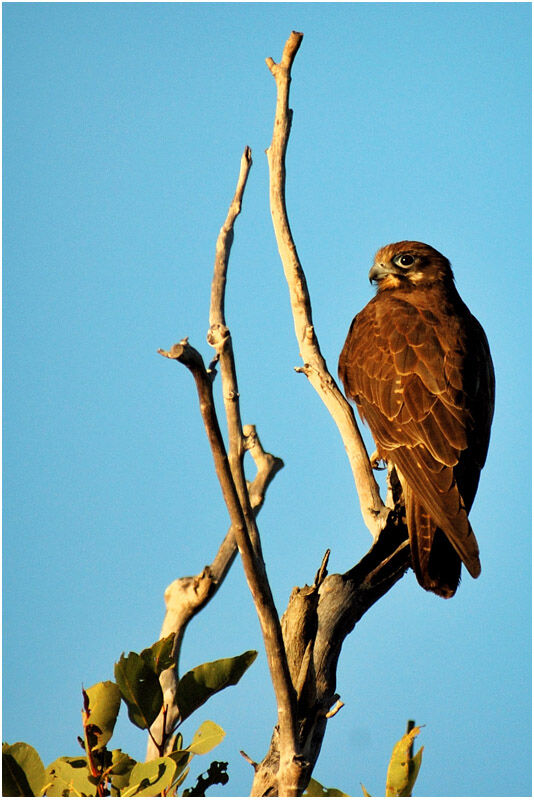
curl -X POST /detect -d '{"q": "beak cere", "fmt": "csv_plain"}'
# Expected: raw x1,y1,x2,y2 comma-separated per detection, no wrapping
369,263,389,284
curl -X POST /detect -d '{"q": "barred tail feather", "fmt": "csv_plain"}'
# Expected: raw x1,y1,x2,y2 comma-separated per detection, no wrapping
405,485,462,599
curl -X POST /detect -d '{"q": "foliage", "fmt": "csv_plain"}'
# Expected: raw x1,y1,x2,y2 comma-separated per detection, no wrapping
176,650,257,723
4,636,422,799
3,742,47,797
2,634,256,797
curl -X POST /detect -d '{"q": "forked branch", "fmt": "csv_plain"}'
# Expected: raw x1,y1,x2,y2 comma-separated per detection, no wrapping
157,149,303,794
146,422,283,760
159,341,302,794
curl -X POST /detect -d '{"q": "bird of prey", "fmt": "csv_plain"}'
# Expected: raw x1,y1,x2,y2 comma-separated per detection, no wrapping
338,241,495,598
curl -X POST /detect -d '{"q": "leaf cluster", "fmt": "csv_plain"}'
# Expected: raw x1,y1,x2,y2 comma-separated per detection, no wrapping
3,634,257,797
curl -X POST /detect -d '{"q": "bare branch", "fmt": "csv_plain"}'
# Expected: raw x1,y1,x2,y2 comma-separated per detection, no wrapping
208,146,263,557
243,30,416,796
167,427,282,645
146,425,283,760
251,522,411,796
152,33,413,795
240,750,258,769
325,700,344,719
209,146,253,327
160,341,301,791
266,31,388,539
151,150,296,773
242,424,284,513
205,146,302,792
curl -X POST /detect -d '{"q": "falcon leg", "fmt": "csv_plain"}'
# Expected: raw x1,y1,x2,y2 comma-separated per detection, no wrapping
370,450,387,470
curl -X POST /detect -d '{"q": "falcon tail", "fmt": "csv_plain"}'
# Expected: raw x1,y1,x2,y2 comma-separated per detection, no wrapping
406,493,461,598
404,485,480,598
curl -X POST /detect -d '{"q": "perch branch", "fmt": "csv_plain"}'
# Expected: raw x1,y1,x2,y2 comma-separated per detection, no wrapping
266,31,388,540
251,523,411,796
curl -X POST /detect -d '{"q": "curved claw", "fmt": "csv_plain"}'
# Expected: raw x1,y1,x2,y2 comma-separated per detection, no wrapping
370,450,387,471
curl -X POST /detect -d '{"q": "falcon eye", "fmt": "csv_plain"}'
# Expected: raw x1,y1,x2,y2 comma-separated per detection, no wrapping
394,254,415,268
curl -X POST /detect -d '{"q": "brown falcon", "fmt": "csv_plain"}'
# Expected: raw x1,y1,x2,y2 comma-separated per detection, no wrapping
338,241,495,598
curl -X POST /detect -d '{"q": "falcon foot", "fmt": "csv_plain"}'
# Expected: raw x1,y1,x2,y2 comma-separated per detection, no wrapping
370,450,387,470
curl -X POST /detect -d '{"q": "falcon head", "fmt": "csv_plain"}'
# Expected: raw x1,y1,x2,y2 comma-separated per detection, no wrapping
369,241,454,291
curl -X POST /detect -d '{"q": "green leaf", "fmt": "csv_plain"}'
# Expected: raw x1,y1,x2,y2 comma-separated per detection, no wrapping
304,776,350,796
186,721,225,755
2,742,45,797
176,650,257,722
122,757,176,797
410,748,423,788
109,749,137,794
385,725,424,797
167,731,184,753
2,753,32,797
83,681,121,750
175,765,190,790
167,749,192,783
140,633,176,676
114,651,163,730
43,756,96,797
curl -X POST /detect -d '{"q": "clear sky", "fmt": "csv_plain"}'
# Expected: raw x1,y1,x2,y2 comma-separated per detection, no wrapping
3,3,531,797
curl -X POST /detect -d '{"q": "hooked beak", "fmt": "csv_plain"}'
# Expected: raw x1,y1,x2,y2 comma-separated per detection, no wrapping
368,262,390,284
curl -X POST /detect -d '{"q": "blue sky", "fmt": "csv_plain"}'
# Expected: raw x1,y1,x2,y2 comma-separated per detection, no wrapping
3,3,531,797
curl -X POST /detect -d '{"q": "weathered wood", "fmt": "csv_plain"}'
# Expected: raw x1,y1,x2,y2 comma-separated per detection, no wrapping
251,520,410,796
146,424,283,760
265,31,389,540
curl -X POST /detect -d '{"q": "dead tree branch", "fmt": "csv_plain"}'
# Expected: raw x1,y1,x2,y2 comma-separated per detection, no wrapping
266,31,388,540
146,423,283,760
250,521,410,796
159,341,302,794
207,146,263,559
205,148,301,790
148,151,284,762
157,149,303,794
